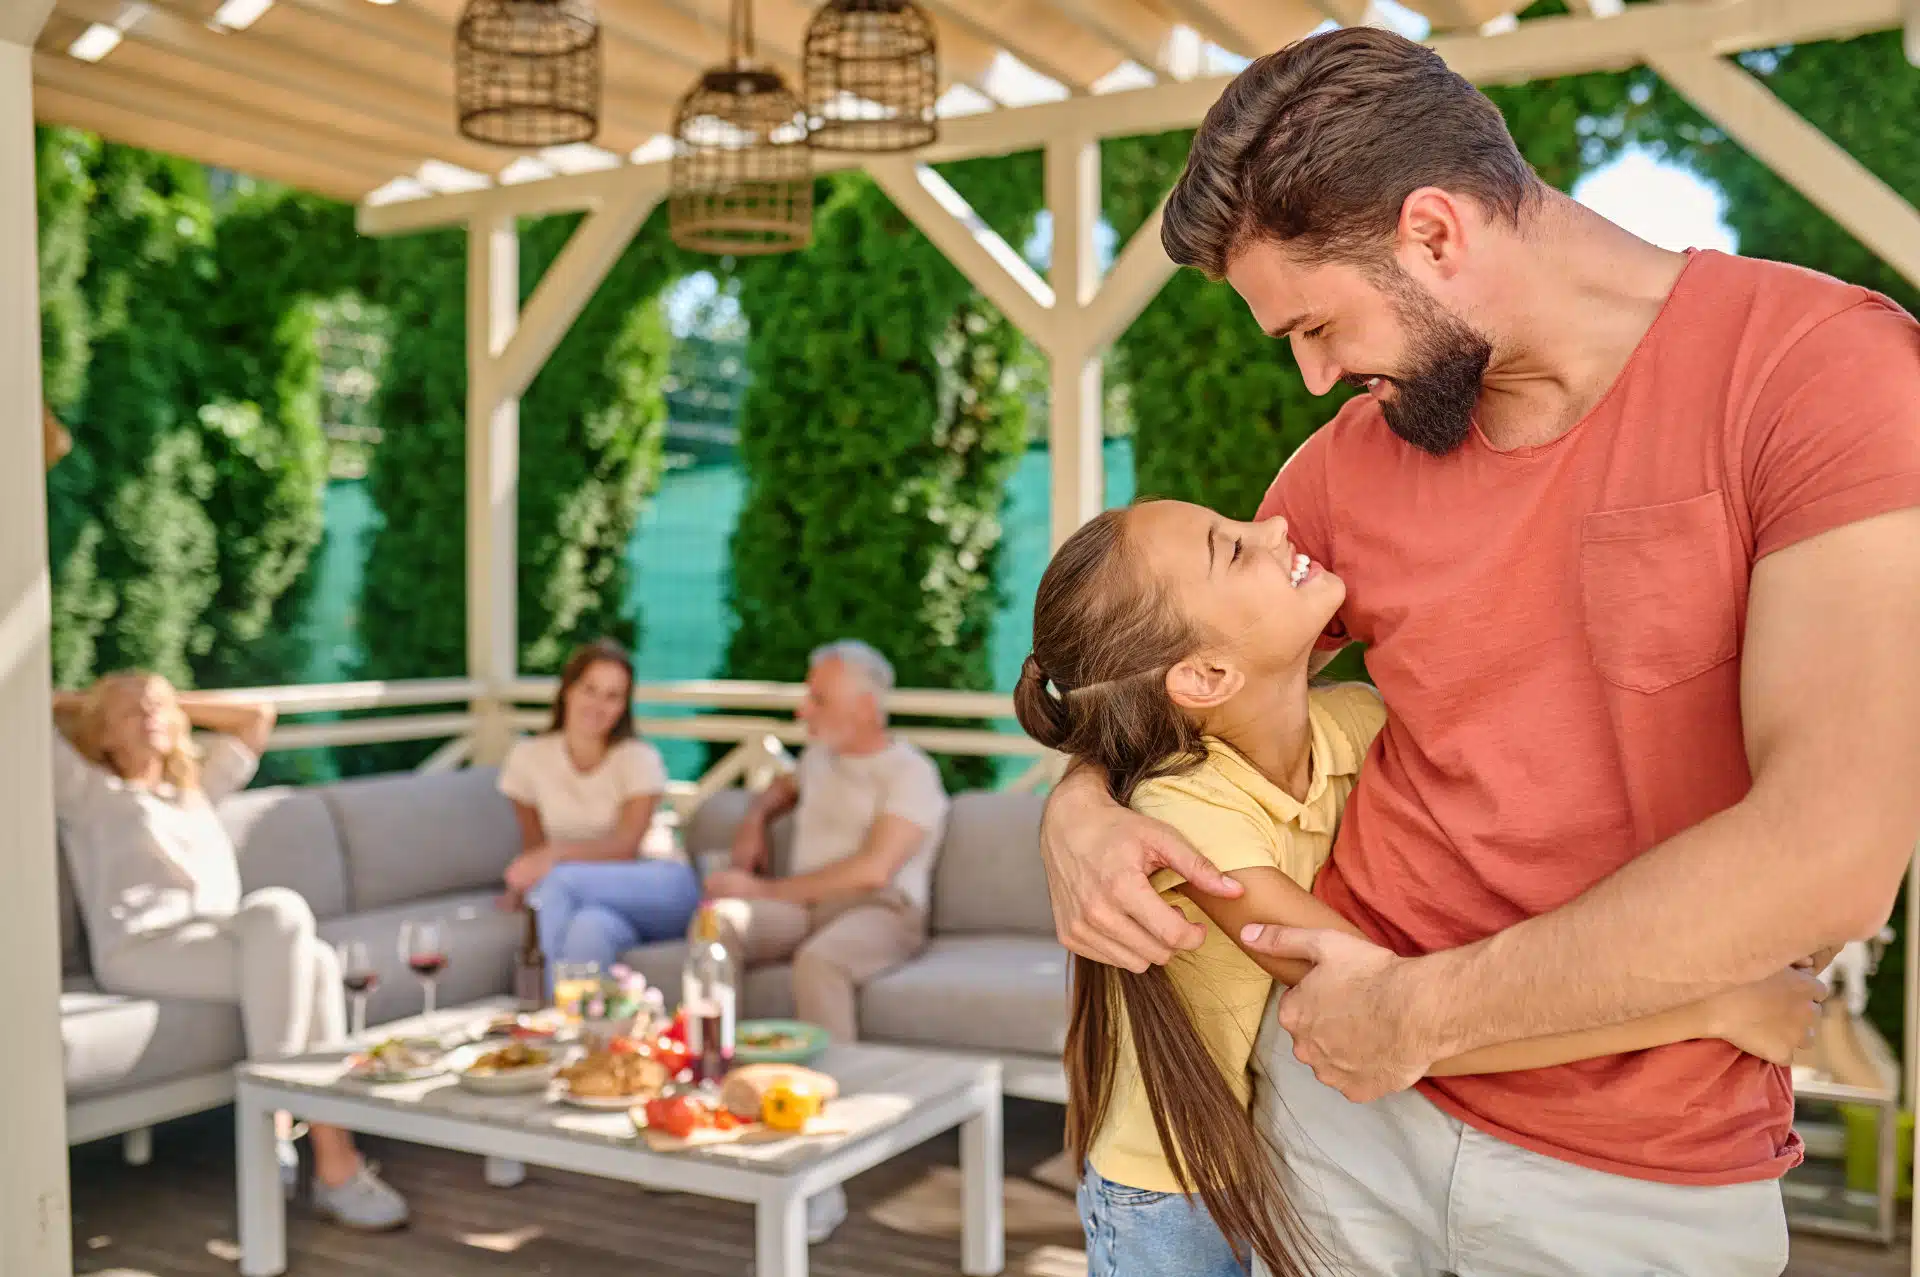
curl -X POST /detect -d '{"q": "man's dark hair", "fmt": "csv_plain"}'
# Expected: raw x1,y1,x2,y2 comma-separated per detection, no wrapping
1162,27,1541,278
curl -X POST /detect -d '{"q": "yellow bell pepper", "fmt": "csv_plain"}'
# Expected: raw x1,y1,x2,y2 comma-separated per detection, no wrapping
760,1081,824,1132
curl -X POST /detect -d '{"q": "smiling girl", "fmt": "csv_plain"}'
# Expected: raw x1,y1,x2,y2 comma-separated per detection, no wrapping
1013,501,1824,1277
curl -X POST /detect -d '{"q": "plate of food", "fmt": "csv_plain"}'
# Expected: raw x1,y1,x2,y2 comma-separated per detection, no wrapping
735,1019,829,1066
556,1045,669,1109
475,1008,570,1044
449,1040,562,1095
345,1037,447,1083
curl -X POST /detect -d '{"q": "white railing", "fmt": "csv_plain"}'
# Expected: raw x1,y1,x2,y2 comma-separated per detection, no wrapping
223,676,1062,792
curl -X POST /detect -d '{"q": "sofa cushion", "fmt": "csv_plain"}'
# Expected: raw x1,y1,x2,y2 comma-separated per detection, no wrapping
323,767,520,912
858,935,1068,1057
223,786,351,920
682,788,795,877
318,890,522,1029
930,791,1053,937
56,841,87,977
61,975,245,1099
620,939,797,1021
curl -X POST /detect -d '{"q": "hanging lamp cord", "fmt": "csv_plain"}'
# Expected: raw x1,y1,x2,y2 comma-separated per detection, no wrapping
729,0,756,67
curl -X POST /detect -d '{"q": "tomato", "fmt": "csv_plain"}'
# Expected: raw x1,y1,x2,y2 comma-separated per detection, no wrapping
712,1108,740,1131
644,1094,705,1140
650,1035,692,1078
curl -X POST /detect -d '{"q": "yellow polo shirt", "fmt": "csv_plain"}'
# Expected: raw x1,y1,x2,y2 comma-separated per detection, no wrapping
1085,682,1387,1193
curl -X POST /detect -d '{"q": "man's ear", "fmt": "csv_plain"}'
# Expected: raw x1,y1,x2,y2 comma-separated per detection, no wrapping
1165,656,1245,712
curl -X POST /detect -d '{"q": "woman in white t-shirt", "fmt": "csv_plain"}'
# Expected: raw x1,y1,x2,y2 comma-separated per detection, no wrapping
500,641,700,973
53,672,407,1231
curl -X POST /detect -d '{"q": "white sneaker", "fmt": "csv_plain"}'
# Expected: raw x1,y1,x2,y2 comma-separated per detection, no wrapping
276,1138,299,1200
311,1162,410,1232
805,1185,847,1244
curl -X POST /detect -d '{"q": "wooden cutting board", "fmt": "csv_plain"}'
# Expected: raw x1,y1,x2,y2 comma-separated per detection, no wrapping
636,1113,853,1154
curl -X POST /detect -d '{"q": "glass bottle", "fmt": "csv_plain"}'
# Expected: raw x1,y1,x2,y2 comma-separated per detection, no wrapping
681,903,740,1085
513,904,546,1011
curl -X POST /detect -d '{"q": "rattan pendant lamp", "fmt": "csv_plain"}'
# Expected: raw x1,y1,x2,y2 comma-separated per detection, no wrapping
669,0,813,255
802,0,939,153
455,0,602,147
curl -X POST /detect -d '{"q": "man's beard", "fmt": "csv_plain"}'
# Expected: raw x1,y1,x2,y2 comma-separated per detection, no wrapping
1354,272,1493,457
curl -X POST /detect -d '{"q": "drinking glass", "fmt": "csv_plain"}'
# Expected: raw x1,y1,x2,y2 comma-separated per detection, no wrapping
553,961,601,1022
338,940,377,1038
399,920,448,1017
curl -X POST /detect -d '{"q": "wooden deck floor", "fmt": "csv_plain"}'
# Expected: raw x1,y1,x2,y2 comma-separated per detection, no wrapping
69,1102,1908,1276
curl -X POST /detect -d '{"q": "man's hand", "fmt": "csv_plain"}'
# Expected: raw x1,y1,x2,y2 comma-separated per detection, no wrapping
503,848,556,893
704,868,764,901
1042,767,1241,972
1247,925,1440,1102
730,819,769,873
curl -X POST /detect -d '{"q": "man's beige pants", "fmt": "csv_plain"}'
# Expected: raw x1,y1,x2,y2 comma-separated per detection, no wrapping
711,891,926,1042
1252,1016,1790,1277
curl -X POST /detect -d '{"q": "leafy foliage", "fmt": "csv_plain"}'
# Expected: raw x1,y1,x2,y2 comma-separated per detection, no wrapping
720,160,1043,788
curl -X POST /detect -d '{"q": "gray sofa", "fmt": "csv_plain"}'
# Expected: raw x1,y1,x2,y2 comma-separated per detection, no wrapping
59,769,1070,1159
624,788,1070,1103
59,766,527,1154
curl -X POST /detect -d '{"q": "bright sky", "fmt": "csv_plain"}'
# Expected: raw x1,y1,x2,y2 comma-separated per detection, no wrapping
1573,147,1738,253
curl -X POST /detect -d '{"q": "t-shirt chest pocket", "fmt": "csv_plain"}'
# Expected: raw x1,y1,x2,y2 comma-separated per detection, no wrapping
1578,490,1741,694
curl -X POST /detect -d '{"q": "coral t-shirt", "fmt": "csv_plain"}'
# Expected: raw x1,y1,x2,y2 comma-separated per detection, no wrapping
1258,250,1920,1184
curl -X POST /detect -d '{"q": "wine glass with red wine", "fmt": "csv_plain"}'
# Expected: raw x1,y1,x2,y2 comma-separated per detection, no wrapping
399,921,448,1017
338,940,377,1038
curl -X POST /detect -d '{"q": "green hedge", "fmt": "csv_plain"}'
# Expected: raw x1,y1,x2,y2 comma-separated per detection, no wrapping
349,214,679,769
720,159,1042,789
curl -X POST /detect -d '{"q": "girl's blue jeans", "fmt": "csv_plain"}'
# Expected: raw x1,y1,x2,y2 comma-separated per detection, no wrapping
1077,1164,1250,1277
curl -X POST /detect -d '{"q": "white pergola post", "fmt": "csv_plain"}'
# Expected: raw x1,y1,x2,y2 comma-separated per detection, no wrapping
460,187,667,760
465,212,520,766
869,146,1178,550
1,4,77,1273
1045,136,1107,550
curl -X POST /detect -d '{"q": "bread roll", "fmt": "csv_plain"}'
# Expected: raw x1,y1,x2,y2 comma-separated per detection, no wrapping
720,1064,839,1119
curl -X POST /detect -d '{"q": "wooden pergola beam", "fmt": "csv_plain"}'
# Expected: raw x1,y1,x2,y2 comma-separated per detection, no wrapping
34,52,425,181
54,0,517,176
918,0,1128,90
1151,0,1324,57
866,157,1061,344
1042,0,1199,75
33,86,380,198
491,182,668,402
1646,47,1920,289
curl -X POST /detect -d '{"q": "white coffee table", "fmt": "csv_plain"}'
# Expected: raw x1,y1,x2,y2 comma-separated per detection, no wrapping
233,999,1004,1277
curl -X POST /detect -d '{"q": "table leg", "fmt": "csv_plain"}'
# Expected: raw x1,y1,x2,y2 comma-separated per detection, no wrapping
756,1189,808,1277
236,1087,288,1277
961,1087,1005,1276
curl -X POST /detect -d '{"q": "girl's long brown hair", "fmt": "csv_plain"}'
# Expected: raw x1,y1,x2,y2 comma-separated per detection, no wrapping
1013,507,1322,1277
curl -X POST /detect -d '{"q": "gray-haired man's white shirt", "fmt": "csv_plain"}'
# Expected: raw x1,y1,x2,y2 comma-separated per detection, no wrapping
788,737,949,912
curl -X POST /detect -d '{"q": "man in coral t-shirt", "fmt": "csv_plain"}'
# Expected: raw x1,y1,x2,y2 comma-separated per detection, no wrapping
1038,27,1920,1276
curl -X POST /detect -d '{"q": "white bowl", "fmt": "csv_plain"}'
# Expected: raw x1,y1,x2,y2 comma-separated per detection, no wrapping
448,1042,563,1095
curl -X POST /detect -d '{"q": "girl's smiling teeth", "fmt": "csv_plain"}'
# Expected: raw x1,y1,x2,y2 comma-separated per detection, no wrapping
1288,552,1311,588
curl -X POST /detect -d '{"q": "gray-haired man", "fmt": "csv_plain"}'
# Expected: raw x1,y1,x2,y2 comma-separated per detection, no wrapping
704,640,950,1043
